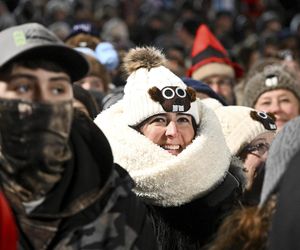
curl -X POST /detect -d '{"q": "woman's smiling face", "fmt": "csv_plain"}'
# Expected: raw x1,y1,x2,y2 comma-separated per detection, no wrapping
254,89,300,130
139,113,195,156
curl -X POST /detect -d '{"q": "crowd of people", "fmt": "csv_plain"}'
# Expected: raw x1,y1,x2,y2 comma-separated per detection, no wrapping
0,0,300,249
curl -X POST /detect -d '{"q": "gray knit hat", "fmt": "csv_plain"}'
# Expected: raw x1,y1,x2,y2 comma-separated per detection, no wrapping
242,64,300,108
259,116,300,206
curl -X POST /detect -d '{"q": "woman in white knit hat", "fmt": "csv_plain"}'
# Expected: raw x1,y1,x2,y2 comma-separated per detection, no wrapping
214,105,277,205
207,116,300,250
95,47,246,249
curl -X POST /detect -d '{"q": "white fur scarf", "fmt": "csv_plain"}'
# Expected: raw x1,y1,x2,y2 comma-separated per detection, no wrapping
95,99,231,207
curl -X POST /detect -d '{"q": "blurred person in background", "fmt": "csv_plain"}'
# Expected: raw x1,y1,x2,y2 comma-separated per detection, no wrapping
164,44,187,78
242,62,300,131
174,16,202,57
0,0,16,31
65,22,120,107
188,24,243,105
48,21,71,41
182,77,227,105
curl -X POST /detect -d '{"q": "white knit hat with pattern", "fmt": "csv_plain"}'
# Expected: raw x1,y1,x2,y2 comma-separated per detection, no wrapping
122,47,200,126
215,105,277,155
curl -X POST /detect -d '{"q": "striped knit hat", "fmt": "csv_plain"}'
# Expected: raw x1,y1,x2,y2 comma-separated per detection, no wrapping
187,24,243,81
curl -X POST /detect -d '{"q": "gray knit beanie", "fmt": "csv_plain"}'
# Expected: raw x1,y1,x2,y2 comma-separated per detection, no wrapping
259,116,300,206
243,64,300,108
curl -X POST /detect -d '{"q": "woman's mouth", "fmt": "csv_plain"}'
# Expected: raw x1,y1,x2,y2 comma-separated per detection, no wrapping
162,144,181,155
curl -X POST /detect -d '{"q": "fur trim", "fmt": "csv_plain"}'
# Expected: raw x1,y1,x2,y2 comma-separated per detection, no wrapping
123,47,166,76
191,62,235,81
95,99,231,207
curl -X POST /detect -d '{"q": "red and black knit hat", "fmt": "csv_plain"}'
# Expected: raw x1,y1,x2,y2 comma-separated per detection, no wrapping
187,24,243,81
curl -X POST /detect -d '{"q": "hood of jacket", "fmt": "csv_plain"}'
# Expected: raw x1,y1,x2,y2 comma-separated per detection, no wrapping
95,99,233,207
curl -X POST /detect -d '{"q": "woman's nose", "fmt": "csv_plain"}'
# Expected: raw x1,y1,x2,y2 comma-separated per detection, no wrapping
165,121,178,137
268,101,281,114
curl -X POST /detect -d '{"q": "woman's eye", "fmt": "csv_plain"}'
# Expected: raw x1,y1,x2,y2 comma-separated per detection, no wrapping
151,117,167,125
255,143,270,153
177,116,191,124
255,143,265,149
154,118,166,123
177,117,189,123
279,98,290,103
260,101,271,106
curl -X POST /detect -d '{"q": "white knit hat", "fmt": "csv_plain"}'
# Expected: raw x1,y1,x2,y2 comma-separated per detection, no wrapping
122,47,200,126
214,106,277,155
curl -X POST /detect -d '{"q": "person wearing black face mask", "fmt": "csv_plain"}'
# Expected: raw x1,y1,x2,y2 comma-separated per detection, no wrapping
0,23,158,250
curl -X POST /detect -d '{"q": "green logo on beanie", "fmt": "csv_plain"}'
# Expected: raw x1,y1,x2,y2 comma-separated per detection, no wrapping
13,31,26,46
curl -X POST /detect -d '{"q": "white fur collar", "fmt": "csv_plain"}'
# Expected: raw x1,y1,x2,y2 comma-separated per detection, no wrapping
95,99,231,207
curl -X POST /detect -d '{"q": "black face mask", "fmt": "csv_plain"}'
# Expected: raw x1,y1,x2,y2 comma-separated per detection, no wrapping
0,98,73,201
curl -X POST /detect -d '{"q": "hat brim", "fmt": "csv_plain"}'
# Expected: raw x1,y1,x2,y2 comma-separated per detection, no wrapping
188,57,244,80
2,44,89,82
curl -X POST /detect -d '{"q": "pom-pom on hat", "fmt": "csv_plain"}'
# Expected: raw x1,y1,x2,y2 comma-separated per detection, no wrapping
122,47,200,126
215,105,277,155
187,24,243,81
242,64,300,108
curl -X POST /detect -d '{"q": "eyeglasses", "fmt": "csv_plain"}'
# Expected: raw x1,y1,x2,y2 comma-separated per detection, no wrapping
243,142,270,157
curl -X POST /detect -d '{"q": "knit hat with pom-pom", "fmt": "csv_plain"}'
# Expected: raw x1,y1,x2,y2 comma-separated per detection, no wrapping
122,47,200,126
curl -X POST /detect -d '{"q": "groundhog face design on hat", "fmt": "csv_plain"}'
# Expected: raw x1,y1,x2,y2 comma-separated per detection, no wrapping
148,86,196,112
250,110,277,130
